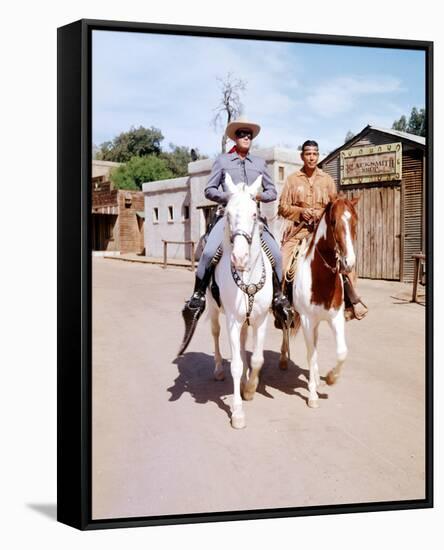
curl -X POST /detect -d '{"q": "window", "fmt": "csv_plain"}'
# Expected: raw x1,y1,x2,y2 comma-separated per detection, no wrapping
153,207,159,223
279,166,285,181
183,205,190,220
124,193,132,208
168,206,174,222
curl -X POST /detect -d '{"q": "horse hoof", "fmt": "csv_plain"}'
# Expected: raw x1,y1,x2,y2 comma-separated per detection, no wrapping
308,399,319,408
231,412,246,429
242,388,255,401
214,367,225,381
326,371,339,386
279,359,288,371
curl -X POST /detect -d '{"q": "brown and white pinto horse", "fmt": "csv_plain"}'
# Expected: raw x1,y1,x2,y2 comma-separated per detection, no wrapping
280,197,360,408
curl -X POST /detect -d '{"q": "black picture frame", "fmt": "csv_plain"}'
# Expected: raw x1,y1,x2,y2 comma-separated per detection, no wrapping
57,18,433,530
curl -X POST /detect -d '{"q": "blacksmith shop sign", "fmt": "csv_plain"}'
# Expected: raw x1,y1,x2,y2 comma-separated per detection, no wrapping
340,142,402,185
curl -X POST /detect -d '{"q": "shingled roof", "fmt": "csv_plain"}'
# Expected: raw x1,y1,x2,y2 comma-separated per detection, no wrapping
320,124,425,166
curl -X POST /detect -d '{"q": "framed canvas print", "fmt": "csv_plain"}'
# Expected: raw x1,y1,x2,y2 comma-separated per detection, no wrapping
57,19,433,530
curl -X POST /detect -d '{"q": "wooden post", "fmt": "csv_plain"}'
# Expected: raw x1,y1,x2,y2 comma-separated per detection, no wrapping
161,240,195,270
411,253,425,303
163,240,167,269
190,242,195,272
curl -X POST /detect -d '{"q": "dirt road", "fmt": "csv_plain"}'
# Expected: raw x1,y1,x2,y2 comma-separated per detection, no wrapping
92,258,426,519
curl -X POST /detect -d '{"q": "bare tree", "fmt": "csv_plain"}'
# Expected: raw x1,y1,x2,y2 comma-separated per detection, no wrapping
211,72,247,153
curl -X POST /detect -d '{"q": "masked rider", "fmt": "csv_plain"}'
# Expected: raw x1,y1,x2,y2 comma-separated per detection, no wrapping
178,116,292,355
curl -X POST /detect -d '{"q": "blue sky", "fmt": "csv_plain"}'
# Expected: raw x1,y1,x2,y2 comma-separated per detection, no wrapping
92,30,425,157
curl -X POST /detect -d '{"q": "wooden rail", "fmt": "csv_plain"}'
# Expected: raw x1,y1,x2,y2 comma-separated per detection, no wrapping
162,240,195,271
411,253,426,303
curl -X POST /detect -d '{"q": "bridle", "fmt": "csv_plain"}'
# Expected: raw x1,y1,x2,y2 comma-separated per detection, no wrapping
229,213,258,245
313,207,353,275
228,203,265,326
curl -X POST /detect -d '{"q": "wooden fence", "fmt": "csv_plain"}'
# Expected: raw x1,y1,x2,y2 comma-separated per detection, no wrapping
162,240,195,271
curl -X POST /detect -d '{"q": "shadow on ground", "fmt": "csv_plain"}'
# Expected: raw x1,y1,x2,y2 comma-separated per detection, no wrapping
169,352,232,419
27,503,57,521
169,350,328,419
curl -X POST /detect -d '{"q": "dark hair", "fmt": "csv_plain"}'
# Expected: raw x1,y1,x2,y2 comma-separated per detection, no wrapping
301,140,319,152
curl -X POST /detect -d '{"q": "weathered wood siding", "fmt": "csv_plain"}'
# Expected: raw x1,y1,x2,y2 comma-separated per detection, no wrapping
401,149,424,282
341,186,401,280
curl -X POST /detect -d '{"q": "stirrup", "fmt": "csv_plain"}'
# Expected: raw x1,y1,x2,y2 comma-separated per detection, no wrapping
272,294,294,330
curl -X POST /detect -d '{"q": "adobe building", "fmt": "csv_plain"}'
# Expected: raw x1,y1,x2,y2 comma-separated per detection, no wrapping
92,159,122,179
319,125,426,282
91,161,145,255
142,147,304,260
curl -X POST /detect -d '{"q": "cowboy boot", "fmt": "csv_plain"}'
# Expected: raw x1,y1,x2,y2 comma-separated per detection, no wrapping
178,267,213,356
343,273,368,321
272,271,294,330
284,278,293,308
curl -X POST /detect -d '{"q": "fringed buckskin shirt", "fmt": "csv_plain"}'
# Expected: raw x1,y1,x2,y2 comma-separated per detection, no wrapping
278,167,337,243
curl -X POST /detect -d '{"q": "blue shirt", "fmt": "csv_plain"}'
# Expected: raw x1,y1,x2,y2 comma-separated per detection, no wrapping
204,151,277,205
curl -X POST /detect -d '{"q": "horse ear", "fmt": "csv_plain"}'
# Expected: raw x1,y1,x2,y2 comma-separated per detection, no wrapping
248,175,263,198
350,196,360,206
224,173,238,196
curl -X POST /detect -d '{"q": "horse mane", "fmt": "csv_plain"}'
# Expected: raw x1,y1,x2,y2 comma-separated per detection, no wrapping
305,201,333,257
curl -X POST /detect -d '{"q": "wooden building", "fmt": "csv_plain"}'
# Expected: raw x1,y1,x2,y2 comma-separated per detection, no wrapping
92,176,145,254
319,125,426,282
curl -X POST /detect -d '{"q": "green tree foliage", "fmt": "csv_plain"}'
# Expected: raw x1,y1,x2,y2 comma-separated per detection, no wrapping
96,126,164,162
344,130,355,143
92,143,100,160
392,107,425,137
97,125,209,186
392,115,407,132
110,155,174,190
160,144,206,177
408,107,426,136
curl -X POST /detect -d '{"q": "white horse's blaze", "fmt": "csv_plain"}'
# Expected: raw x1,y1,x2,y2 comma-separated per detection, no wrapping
227,193,257,271
207,181,272,429
342,210,355,270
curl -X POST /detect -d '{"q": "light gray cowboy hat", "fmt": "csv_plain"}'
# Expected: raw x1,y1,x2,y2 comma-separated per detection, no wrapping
225,116,261,141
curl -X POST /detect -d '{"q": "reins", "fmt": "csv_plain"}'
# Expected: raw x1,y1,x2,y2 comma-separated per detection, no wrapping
311,210,344,275
314,245,340,274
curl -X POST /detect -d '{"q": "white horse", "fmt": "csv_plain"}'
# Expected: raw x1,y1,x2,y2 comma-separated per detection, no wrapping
207,174,273,429
280,197,359,408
